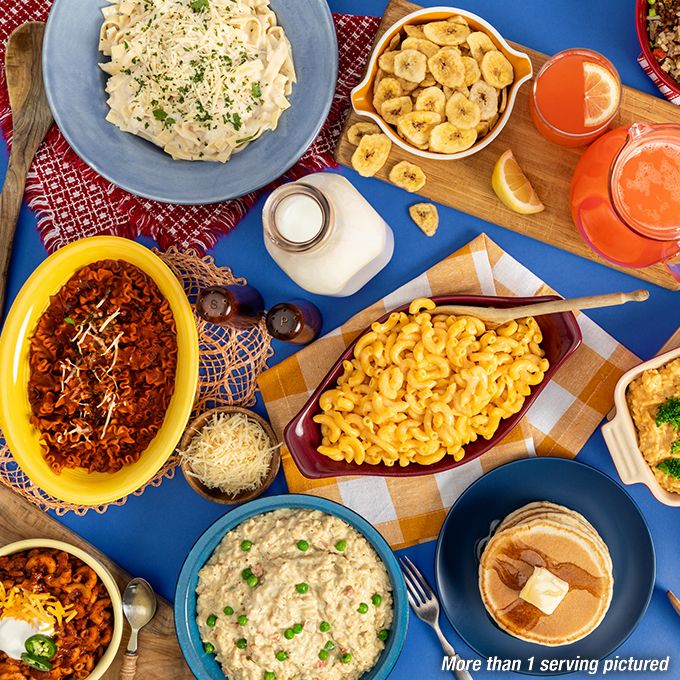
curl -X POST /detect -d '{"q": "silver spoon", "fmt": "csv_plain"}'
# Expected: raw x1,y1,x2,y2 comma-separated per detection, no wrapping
120,577,157,680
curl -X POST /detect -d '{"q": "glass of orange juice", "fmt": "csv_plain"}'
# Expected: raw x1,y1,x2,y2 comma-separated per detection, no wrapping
530,48,621,147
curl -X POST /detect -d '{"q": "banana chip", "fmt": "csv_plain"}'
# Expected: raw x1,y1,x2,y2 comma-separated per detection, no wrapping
469,80,499,120
423,20,470,46
448,14,469,26
445,92,481,130
401,37,440,58
409,203,439,236
373,77,403,111
461,56,481,87
394,49,428,83
481,50,514,88
499,87,508,113
415,86,446,117
397,77,420,93
388,33,401,51
378,50,399,74
389,160,427,192
347,122,381,146
404,24,427,39
466,31,496,61
381,96,413,124
419,73,436,87
428,47,465,88
429,122,476,153
351,133,392,177
397,111,441,147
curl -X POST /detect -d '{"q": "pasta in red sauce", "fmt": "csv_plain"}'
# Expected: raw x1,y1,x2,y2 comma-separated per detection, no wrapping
28,260,178,474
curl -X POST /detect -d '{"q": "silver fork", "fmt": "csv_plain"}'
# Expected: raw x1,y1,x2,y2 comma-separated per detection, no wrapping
400,556,473,680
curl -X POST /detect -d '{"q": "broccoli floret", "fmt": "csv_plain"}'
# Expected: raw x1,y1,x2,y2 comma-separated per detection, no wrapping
656,397,680,429
657,457,680,480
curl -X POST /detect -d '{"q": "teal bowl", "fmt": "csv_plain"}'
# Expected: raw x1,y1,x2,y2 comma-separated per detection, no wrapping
175,494,409,679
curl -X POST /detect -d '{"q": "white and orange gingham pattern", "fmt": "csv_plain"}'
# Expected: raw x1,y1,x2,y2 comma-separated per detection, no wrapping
258,234,640,549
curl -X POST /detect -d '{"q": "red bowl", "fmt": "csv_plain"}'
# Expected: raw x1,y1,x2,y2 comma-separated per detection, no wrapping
635,0,680,97
284,295,582,479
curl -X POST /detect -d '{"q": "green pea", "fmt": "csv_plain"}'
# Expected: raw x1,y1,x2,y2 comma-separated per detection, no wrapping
284,628,295,640
275,650,288,662
264,673,275,680
292,623,303,634
206,614,217,627
203,642,215,654
357,603,369,614
335,539,347,552
295,582,309,594
223,606,234,616
318,650,329,661
237,615,248,626
236,638,247,649
378,629,390,641
242,568,253,580
372,594,382,606
319,621,330,632
324,640,335,651
247,575,260,588
241,540,253,552
341,653,352,664
296,540,309,551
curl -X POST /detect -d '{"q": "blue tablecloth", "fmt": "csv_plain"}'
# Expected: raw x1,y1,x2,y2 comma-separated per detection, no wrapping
1,1,678,678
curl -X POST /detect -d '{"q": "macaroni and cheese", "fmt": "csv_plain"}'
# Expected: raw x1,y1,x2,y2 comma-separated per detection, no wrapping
313,298,549,467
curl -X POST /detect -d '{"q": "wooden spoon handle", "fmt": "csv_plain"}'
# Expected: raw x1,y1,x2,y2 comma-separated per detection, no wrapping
119,651,138,680
434,290,649,323
669,590,680,618
0,154,28,317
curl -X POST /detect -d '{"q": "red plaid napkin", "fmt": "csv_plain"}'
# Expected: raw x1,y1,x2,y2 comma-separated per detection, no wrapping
0,2,379,254
637,53,680,105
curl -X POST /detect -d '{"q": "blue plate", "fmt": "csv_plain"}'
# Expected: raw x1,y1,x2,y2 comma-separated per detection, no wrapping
435,458,655,676
42,0,337,204
175,494,409,679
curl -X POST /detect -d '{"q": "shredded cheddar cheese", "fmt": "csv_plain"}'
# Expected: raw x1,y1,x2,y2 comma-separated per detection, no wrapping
0,584,76,627
180,412,279,495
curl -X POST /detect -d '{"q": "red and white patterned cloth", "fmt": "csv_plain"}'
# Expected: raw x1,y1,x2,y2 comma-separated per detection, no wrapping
637,53,680,105
0,2,379,254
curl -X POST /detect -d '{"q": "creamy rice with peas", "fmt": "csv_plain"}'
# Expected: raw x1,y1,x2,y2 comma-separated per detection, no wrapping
196,508,394,680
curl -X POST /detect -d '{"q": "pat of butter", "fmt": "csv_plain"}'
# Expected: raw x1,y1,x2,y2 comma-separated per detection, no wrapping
519,567,569,615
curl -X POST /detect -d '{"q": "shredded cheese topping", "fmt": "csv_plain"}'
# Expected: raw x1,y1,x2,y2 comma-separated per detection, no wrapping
98,0,296,161
180,412,278,494
0,584,76,628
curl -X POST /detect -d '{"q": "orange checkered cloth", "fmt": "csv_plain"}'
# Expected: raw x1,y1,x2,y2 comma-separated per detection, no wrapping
258,234,639,549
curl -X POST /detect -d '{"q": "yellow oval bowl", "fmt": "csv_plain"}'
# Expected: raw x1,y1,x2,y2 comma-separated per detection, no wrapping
0,237,199,506
0,538,123,680
351,6,533,160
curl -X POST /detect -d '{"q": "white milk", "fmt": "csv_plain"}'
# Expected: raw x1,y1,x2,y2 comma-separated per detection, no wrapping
263,174,394,297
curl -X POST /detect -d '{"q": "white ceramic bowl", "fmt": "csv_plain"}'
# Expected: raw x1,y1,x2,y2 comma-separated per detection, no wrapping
601,346,680,507
350,6,533,161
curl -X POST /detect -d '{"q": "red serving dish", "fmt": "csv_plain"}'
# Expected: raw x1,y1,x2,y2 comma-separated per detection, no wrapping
636,0,680,97
284,295,582,479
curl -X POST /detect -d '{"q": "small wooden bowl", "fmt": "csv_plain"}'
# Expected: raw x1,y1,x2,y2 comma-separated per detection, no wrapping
179,406,281,505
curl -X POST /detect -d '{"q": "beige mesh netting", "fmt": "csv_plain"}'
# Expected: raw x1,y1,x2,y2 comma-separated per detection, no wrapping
0,247,273,515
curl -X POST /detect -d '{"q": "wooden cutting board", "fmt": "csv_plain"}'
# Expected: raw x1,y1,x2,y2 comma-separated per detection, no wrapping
335,0,680,291
0,485,193,680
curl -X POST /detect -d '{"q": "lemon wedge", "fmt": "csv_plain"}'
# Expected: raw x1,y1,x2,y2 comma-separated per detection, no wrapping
583,61,620,128
491,149,545,215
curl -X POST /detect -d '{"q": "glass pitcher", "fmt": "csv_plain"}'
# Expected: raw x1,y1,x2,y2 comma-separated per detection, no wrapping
570,122,680,280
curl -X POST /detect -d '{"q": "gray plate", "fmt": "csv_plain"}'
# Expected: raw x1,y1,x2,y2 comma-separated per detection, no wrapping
42,0,338,205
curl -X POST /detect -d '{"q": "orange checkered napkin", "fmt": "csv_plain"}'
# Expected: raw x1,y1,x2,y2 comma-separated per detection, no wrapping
258,234,639,549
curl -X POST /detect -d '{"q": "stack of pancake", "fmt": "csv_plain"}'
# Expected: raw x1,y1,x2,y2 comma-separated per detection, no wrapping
479,501,614,646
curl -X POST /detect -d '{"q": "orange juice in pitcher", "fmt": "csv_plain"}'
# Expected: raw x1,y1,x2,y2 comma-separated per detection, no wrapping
570,122,680,279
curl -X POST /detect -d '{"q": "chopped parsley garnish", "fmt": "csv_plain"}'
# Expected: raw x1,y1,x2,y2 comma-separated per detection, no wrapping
153,108,168,120
64,317,76,325
190,0,209,12
236,135,254,144
656,397,680,429
251,82,261,98
657,457,680,479
231,113,242,131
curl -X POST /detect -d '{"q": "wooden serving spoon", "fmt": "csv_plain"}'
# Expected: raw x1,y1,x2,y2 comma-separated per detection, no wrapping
432,289,649,324
0,22,53,319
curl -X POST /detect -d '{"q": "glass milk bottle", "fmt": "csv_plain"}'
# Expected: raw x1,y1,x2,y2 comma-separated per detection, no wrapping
262,174,394,297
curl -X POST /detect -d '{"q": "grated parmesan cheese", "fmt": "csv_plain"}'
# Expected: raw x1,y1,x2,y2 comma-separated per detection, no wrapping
180,412,278,495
